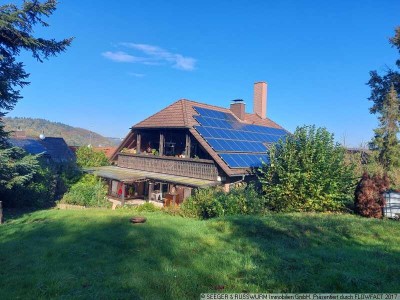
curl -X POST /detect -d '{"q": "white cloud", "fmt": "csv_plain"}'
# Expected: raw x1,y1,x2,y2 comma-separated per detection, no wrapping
102,51,146,63
102,43,196,71
173,54,196,71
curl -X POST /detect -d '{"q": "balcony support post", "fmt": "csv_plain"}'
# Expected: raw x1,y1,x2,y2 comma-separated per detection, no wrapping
159,132,164,156
136,132,141,154
185,133,191,158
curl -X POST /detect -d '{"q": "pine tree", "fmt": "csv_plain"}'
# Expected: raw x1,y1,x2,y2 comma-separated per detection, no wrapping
0,0,73,147
370,85,400,170
367,27,400,115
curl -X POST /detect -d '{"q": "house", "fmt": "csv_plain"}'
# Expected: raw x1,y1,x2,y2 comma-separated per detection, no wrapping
88,82,289,205
9,134,76,165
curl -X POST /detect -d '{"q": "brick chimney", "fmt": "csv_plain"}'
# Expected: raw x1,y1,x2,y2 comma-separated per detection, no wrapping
230,99,246,120
253,81,267,119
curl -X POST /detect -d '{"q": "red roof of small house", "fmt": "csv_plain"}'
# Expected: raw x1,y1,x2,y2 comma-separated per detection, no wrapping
70,146,117,159
94,147,118,159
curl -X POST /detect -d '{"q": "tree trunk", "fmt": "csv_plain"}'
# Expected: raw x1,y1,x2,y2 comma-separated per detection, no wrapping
0,201,3,224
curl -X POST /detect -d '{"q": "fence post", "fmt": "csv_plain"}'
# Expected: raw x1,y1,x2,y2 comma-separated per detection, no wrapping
0,201,3,224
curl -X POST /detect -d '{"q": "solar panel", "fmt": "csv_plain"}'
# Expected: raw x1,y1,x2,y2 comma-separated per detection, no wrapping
219,153,269,168
193,106,287,168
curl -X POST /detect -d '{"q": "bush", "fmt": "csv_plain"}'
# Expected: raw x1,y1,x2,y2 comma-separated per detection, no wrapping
180,183,265,219
181,188,222,219
258,125,356,212
354,172,390,218
61,174,108,207
136,202,159,212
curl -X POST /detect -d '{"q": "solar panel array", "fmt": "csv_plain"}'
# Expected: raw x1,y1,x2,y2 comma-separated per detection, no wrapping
193,106,287,168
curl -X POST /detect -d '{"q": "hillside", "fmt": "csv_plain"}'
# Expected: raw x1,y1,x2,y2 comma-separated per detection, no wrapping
3,117,121,147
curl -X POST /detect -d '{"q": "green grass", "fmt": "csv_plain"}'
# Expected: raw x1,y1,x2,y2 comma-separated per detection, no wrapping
1,209,400,299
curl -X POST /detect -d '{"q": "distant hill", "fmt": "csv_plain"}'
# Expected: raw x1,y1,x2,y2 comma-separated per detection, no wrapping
3,117,122,147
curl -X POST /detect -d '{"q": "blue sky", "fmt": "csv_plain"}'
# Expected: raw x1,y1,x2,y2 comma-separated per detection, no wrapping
8,0,400,146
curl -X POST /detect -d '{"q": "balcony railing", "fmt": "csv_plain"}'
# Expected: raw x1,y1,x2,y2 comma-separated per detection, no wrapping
117,153,219,181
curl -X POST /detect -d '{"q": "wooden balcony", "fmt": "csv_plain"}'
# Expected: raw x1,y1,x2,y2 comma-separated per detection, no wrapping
117,153,219,181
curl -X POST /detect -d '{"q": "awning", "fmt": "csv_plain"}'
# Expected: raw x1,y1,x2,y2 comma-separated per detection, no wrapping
84,166,219,188
84,166,146,183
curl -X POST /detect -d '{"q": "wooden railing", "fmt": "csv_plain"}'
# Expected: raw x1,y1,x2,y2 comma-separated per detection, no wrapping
117,153,219,181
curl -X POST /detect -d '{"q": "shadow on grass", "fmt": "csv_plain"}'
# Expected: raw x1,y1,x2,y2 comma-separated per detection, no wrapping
223,215,400,292
2,206,46,222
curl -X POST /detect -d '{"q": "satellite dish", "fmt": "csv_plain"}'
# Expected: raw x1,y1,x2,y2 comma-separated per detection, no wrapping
39,134,45,140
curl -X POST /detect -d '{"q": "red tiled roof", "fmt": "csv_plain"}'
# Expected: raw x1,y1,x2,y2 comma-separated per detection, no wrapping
93,147,118,159
133,99,283,129
70,146,118,159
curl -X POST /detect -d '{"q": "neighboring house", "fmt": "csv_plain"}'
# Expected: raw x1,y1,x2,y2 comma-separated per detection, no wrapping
88,82,289,205
9,134,76,165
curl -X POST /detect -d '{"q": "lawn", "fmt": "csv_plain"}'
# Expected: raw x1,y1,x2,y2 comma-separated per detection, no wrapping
0,209,399,299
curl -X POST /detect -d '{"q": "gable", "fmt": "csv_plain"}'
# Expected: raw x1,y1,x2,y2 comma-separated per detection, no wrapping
133,100,187,128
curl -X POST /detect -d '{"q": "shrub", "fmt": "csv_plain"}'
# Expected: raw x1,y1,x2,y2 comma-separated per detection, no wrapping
354,172,390,218
181,188,223,219
61,174,108,207
136,202,159,212
180,183,265,219
258,125,356,212
217,184,265,216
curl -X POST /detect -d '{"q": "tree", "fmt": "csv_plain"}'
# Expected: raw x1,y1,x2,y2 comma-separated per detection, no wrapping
0,146,57,207
370,85,400,170
76,146,110,168
0,0,73,146
367,27,400,115
257,125,355,212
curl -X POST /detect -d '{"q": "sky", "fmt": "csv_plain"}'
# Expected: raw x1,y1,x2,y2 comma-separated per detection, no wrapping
7,0,400,147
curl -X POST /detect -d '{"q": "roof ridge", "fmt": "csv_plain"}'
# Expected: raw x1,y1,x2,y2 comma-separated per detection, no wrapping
178,98,231,112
